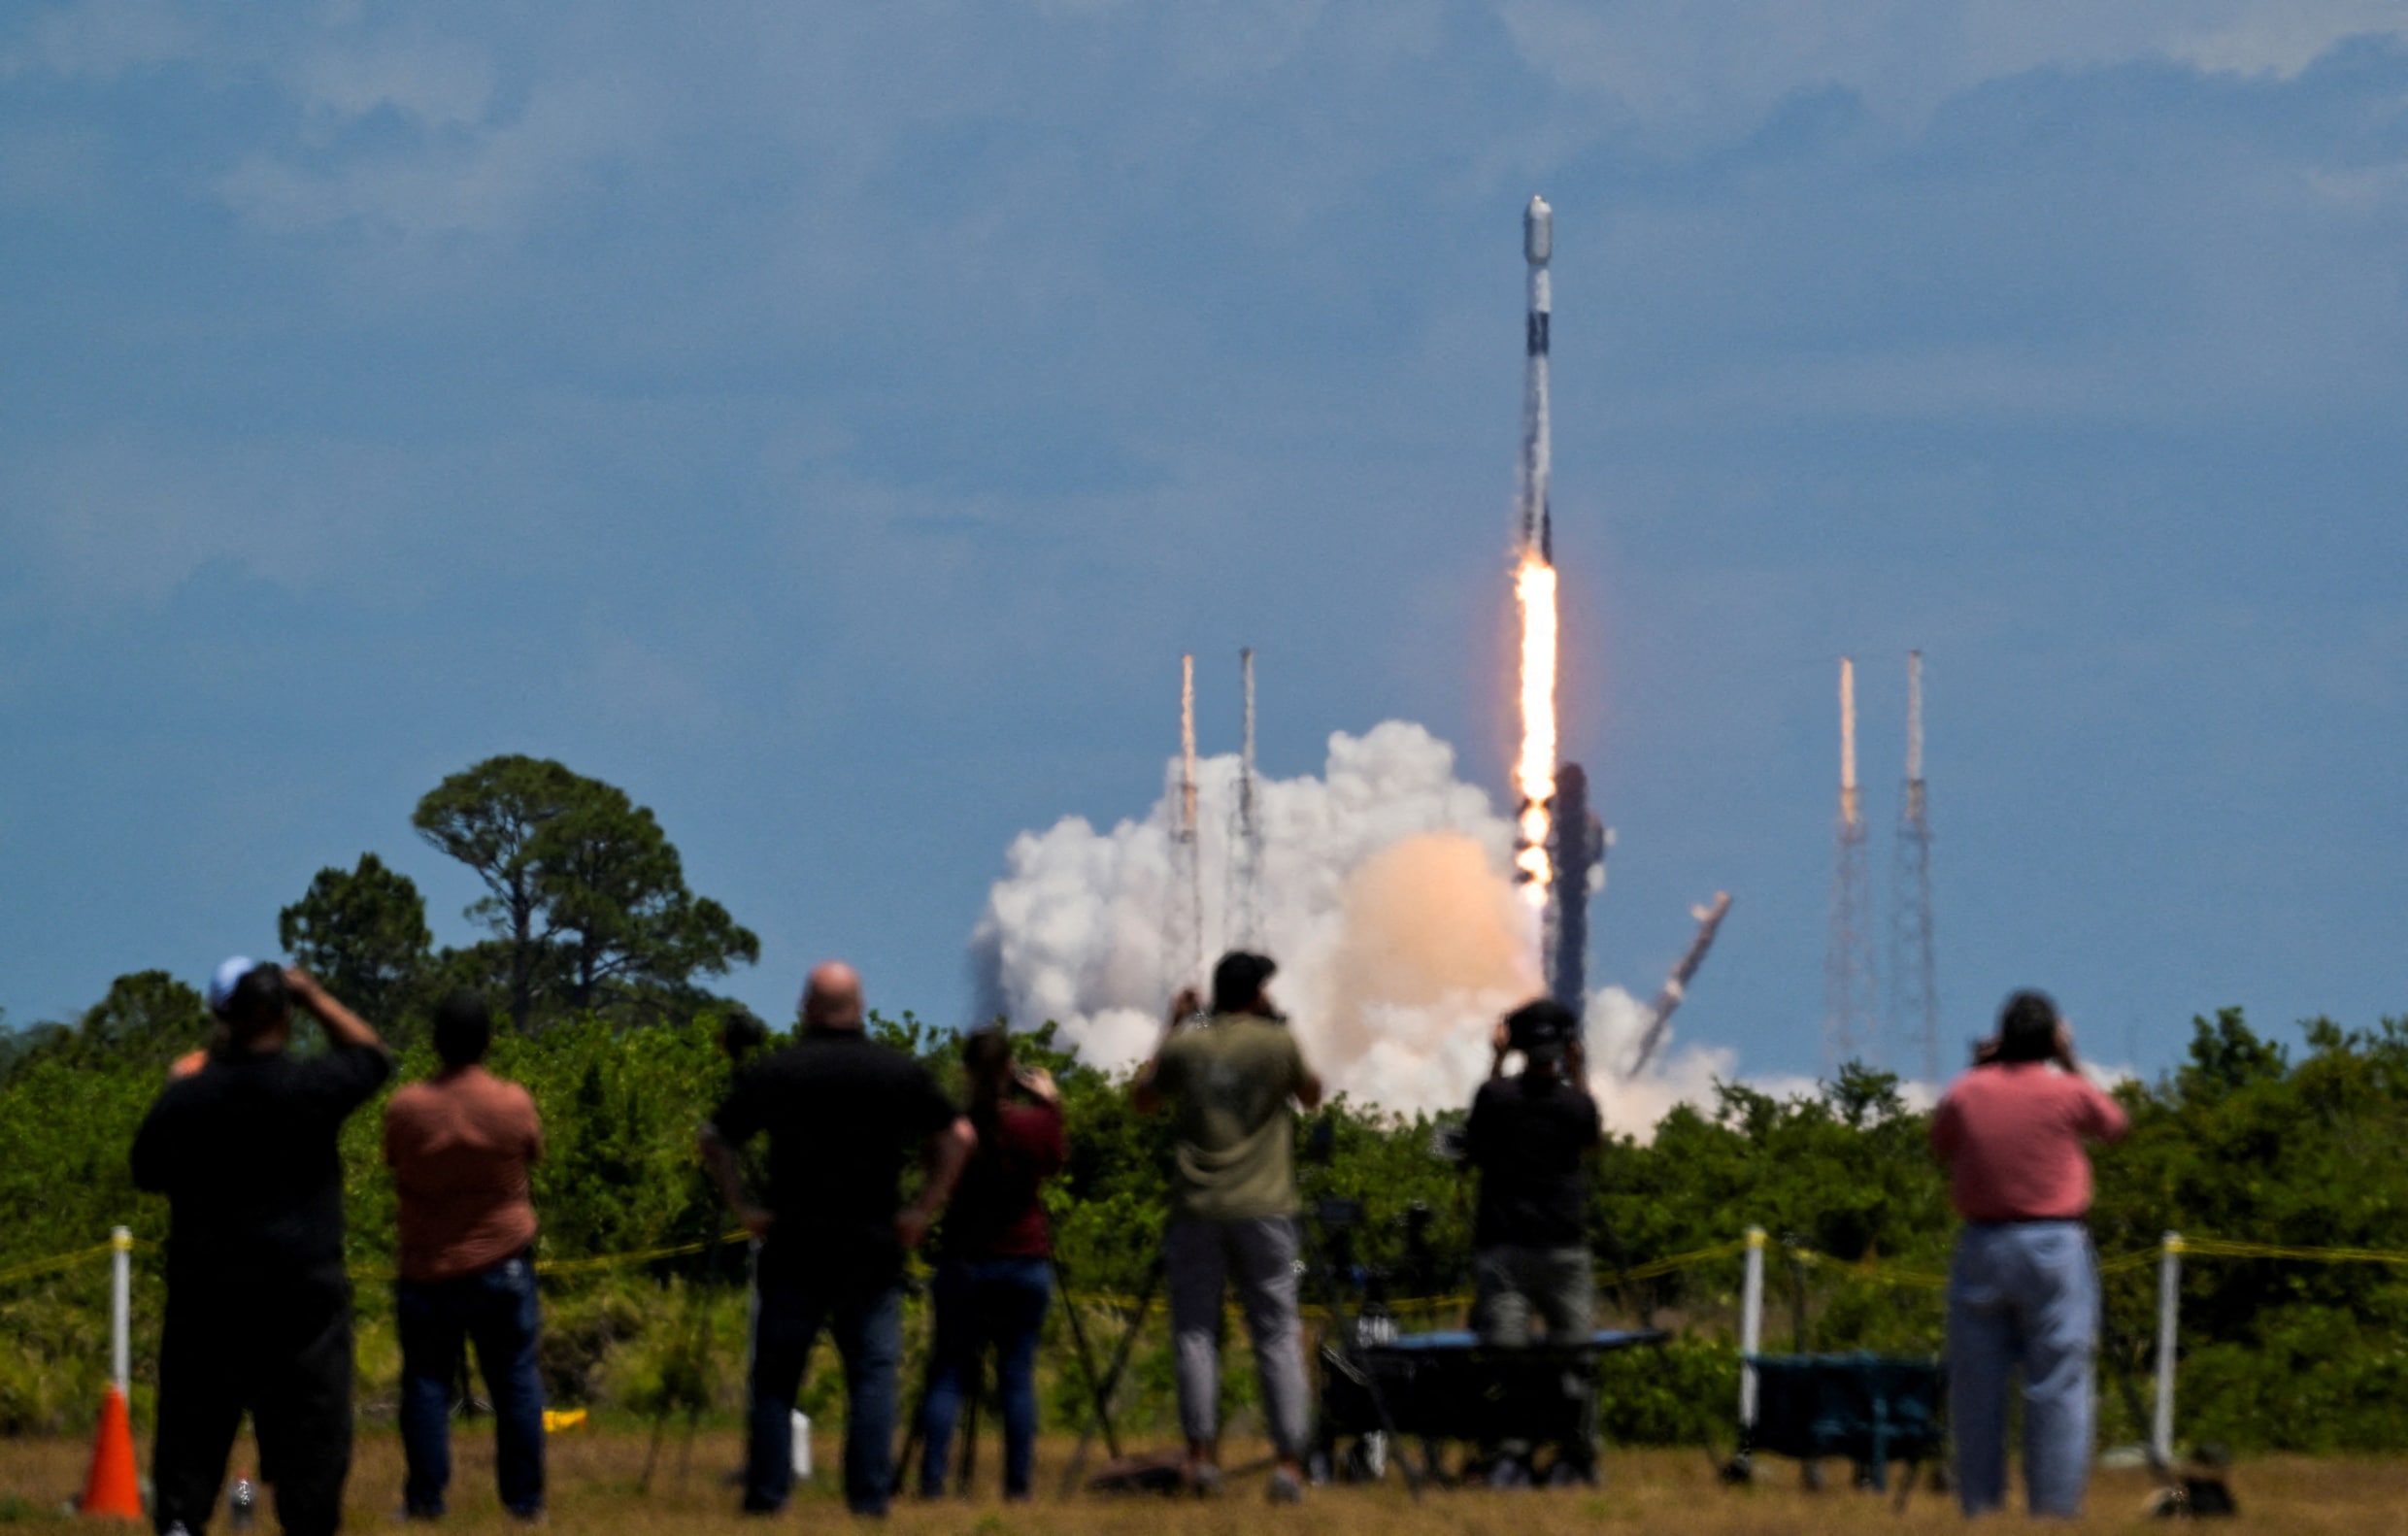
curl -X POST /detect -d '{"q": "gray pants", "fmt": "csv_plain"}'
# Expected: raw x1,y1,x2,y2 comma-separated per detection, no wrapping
1475,1246,1598,1468
1166,1217,1309,1457
1474,1245,1595,1346
1948,1221,2098,1518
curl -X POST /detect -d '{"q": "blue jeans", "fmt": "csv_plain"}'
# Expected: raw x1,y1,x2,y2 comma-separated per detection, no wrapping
747,1278,903,1516
918,1257,1053,1498
1947,1221,2098,1519
396,1253,546,1518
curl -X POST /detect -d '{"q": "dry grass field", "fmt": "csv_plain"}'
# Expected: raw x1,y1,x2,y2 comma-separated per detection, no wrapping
4,1427,2407,1534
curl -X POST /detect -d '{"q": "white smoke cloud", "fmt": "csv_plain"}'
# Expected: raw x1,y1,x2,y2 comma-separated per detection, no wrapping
971,718,1771,1136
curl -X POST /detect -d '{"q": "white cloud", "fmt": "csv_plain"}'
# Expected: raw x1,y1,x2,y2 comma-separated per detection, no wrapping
973,719,1762,1133
217,77,635,239
1492,0,2408,129
2,0,201,81
0,431,553,605
0,434,406,600
2167,2,2408,78
293,35,497,133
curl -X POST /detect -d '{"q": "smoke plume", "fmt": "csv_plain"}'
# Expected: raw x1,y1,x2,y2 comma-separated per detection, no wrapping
971,719,1756,1135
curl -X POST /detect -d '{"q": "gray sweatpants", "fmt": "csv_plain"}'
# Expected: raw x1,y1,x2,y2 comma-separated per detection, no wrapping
1165,1217,1309,1456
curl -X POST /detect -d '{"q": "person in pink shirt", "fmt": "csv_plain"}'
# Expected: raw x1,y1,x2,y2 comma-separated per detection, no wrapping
385,993,547,1520
1931,990,2128,1519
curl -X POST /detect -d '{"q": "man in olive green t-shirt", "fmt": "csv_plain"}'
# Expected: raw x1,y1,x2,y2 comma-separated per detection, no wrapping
1134,952,1323,1502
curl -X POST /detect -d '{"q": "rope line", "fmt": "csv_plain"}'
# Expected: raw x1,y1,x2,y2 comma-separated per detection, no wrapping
0,1233,752,1289
2173,1237,2408,1268
0,1243,117,1286
18,1230,2408,1297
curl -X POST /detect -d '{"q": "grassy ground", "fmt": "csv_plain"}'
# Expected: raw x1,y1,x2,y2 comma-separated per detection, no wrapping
3,1427,2404,1533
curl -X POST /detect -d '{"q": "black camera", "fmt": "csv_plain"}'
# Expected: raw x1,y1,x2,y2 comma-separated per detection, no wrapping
1506,998,1581,1058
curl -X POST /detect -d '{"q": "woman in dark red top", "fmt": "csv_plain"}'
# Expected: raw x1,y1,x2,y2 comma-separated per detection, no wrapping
916,1029,1066,1500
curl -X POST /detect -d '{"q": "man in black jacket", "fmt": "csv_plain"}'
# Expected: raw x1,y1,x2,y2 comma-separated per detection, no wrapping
133,960,391,1536
1462,998,1603,1486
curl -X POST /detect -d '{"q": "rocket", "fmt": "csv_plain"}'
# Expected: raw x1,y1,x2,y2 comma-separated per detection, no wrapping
1520,194,1553,560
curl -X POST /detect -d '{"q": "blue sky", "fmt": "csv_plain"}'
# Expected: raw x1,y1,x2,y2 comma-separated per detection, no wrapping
5,1,2406,1083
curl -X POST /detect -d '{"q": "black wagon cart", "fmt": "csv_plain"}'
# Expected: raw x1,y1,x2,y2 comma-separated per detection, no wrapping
1315,1327,1670,1486
1739,1352,1946,1493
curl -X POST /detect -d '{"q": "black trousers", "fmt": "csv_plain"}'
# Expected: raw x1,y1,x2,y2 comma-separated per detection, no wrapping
151,1271,354,1536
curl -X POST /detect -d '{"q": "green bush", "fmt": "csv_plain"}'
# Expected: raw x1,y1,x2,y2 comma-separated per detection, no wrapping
8,997,2408,1453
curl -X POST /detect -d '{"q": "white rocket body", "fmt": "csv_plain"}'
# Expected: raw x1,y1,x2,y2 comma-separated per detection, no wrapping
1521,194,1553,559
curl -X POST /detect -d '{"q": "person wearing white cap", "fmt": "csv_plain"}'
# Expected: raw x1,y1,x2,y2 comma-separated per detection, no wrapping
133,960,391,1536
167,955,258,1080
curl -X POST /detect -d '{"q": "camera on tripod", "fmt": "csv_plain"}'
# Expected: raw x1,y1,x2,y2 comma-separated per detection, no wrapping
1507,1001,1579,1059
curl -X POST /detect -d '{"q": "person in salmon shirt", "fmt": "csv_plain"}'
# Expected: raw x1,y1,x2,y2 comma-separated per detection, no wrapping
1931,989,2129,1519
384,992,547,1521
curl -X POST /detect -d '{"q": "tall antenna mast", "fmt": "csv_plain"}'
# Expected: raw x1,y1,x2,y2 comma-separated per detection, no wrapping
1825,656,1877,1068
1164,653,1205,997
1230,648,1263,948
1892,651,1939,1084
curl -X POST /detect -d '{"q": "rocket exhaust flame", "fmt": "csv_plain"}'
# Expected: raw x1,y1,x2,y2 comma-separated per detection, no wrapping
1513,551,1557,903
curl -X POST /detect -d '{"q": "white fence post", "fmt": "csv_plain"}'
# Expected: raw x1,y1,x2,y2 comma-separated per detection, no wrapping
2152,1231,2182,1466
1739,1226,1766,1436
111,1226,132,1397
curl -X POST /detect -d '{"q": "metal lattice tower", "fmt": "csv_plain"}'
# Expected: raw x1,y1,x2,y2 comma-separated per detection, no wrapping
1228,648,1265,949
1891,651,1939,1085
1825,656,1878,1069
1163,653,1205,996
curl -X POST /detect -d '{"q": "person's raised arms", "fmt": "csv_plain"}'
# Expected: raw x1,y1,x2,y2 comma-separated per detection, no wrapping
1131,987,1200,1116
286,967,384,1053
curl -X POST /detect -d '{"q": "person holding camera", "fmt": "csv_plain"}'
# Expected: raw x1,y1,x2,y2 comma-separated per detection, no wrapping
1133,951,1323,1504
384,992,547,1521
1931,989,2129,1519
700,961,976,1518
914,1028,1066,1501
1462,997,1605,1486
132,960,393,1536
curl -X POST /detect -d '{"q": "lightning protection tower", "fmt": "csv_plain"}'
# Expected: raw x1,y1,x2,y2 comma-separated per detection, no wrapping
1890,651,1939,1085
1163,653,1205,998
1825,656,1878,1069
1227,648,1265,949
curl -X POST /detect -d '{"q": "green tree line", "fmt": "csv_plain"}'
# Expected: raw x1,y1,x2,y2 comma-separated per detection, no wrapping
2,755,2405,1453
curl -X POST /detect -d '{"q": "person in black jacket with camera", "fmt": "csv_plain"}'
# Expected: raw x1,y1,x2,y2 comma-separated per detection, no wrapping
1462,997,1603,1486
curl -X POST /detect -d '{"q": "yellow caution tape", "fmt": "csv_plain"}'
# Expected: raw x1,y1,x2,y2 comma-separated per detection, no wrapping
1777,1245,1947,1289
529,1231,748,1277
0,1242,117,1286
2173,1237,2408,1267
17,1228,2408,1303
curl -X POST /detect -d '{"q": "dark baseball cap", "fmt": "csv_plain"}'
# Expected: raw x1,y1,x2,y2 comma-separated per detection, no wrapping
1211,951,1278,1015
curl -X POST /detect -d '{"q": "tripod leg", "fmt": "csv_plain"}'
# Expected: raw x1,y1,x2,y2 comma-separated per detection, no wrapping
675,1279,720,1490
1310,1247,1421,1500
956,1353,981,1497
1058,1261,1162,1497
1049,1257,1123,1462
890,1290,943,1499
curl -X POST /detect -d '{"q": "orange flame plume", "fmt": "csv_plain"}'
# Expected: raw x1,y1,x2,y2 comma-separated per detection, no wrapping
1514,550,1557,905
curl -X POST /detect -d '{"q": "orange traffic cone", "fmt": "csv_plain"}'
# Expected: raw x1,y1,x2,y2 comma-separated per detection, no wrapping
79,1386,142,1519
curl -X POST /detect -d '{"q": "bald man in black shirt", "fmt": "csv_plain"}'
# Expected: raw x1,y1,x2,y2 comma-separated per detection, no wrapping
701,961,975,1518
